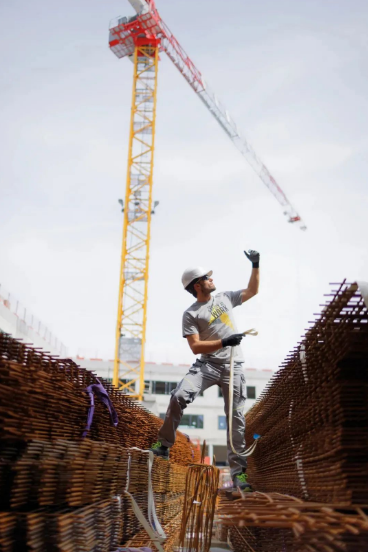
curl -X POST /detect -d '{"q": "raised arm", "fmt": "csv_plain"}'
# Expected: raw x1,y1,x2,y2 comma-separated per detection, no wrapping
241,250,260,304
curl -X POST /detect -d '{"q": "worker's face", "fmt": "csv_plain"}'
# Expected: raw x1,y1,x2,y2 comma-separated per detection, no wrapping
195,275,216,295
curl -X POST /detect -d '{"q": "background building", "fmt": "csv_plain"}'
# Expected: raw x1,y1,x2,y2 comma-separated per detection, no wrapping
72,356,273,465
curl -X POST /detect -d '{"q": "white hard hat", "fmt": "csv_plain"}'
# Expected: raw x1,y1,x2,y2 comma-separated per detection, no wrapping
181,267,213,289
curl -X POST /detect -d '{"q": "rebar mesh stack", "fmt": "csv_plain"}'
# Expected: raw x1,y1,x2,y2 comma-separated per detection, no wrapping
216,491,368,552
0,332,200,551
246,281,368,504
215,280,368,551
178,464,219,552
0,333,199,465
0,498,124,552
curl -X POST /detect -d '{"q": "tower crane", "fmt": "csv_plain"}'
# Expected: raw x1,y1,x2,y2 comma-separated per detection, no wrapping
109,0,306,399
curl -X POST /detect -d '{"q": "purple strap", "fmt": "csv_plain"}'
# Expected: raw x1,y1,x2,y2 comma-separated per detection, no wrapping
82,378,118,438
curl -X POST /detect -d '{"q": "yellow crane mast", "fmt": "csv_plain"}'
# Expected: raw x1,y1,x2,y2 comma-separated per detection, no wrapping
113,44,159,399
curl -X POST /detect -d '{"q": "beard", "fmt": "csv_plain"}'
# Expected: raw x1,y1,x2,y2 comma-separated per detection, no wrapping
200,282,216,294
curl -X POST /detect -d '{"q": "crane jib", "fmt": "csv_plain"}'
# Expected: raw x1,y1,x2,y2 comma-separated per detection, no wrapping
109,0,306,229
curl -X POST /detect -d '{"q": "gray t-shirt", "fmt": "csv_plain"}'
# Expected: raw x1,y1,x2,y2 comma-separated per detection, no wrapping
182,291,244,366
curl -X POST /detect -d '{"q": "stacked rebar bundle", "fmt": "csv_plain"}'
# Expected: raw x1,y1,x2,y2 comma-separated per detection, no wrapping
127,513,183,552
217,491,368,552
178,464,219,552
215,281,368,551
128,464,220,552
0,498,124,552
0,333,198,465
246,281,368,504
0,439,128,510
0,332,199,551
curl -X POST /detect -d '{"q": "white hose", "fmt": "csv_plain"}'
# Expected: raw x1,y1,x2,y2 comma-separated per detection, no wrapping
125,448,166,551
229,329,259,457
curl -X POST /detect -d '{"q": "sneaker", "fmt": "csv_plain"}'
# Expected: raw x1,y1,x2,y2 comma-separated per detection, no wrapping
150,441,169,459
233,473,252,492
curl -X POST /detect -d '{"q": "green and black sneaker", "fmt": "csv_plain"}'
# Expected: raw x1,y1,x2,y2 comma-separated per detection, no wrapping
150,441,169,459
233,472,252,492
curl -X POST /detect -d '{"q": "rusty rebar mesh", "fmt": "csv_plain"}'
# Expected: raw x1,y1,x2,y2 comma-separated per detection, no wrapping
127,512,182,551
0,333,199,550
121,449,188,545
0,440,188,513
0,497,123,552
216,491,368,552
0,439,128,510
0,333,199,466
127,465,220,552
245,281,368,504
213,281,368,551
177,464,220,552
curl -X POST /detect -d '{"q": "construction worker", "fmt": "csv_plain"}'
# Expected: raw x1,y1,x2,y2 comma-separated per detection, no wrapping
151,250,260,491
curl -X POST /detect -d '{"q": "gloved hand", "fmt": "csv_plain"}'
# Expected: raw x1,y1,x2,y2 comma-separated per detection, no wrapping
244,249,260,268
222,333,245,348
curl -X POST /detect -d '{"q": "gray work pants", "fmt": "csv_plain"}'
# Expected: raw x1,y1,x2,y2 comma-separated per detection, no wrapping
158,359,248,478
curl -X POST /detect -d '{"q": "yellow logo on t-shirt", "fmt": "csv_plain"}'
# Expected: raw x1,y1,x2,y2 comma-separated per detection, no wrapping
209,303,234,330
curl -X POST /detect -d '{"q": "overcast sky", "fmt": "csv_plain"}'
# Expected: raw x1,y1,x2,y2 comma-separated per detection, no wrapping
0,0,367,369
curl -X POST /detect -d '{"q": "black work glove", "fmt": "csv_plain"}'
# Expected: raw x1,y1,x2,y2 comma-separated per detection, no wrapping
222,333,245,348
244,249,260,269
